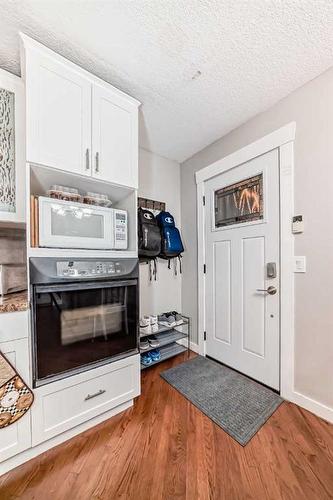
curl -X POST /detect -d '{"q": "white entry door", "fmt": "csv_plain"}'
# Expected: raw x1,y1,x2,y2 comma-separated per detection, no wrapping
204,149,280,390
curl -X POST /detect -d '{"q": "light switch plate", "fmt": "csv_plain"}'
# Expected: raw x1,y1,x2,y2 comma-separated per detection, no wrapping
294,256,306,273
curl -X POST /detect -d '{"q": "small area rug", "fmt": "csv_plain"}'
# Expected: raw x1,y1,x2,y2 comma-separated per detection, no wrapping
160,355,283,445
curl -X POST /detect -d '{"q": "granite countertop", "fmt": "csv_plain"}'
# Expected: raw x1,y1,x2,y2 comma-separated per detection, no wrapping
0,290,29,313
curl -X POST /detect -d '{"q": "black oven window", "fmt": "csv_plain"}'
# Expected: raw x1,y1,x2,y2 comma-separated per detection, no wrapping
34,283,137,382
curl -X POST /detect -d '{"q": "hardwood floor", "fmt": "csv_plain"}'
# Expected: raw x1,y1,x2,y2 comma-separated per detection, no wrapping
1,351,333,499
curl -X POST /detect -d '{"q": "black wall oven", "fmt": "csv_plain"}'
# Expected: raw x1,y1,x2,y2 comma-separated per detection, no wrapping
30,258,139,387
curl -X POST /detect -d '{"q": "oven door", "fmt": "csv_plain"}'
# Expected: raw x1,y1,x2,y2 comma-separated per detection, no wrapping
31,279,138,386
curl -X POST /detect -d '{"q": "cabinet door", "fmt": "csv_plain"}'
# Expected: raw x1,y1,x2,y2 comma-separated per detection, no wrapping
0,69,25,223
92,85,138,188
25,47,92,176
0,339,31,462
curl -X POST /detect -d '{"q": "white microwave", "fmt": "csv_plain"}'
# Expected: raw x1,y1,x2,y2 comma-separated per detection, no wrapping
38,197,128,250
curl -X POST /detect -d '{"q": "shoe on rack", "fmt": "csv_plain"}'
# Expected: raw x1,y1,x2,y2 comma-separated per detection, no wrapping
140,316,151,335
149,315,159,332
140,325,151,335
140,316,150,327
149,315,158,325
158,314,176,328
169,311,183,326
165,312,177,327
157,314,169,327
150,322,159,333
141,352,153,366
150,349,161,362
140,338,150,351
148,335,160,348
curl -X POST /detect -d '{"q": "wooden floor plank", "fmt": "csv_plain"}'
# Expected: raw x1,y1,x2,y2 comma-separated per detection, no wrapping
1,351,332,500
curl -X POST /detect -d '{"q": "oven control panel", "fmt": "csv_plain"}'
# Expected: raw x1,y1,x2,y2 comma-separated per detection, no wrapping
56,261,123,278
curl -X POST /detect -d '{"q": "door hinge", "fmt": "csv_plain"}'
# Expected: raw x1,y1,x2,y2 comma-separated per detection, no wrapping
203,264,206,274
204,331,207,341
203,195,206,206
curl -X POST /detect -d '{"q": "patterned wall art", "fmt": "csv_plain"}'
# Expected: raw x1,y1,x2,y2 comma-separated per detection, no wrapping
0,88,15,212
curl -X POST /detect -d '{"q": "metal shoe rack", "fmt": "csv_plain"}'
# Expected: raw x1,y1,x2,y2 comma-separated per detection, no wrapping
140,315,190,369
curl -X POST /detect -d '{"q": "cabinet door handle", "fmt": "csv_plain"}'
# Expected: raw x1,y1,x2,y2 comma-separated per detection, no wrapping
85,148,90,170
95,152,99,173
84,389,106,401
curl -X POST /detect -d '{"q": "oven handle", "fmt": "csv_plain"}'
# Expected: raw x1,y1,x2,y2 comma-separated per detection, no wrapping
34,279,137,294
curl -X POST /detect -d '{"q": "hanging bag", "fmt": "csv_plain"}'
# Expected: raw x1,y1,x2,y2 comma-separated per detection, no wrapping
138,207,161,280
138,208,161,258
156,211,184,274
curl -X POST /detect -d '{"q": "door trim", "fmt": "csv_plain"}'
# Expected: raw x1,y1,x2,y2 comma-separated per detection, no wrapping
196,122,295,401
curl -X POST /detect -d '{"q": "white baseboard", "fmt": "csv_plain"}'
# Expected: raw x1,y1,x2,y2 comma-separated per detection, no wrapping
177,338,199,353
0,399,133,477
289,390,333,424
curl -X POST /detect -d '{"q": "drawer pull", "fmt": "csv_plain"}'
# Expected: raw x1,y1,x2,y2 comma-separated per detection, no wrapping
84,389,106,401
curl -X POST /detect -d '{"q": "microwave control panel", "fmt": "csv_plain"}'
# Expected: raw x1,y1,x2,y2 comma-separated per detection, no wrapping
56,260,123,278
113,209,128,250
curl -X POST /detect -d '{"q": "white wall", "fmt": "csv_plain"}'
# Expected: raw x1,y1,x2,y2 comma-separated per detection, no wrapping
181,66,333,413
138,148,182,317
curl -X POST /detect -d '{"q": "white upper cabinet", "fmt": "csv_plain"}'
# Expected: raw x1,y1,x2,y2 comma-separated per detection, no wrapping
0,69,25,223
92,84,138,187
26,51,91,176
21,34,140,188
22,38,92,176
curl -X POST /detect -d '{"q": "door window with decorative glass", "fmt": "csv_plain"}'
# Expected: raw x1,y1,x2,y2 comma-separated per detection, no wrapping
214,174,263,228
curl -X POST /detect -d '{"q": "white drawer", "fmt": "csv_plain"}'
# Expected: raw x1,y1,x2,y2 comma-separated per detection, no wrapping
32,354,140,445
0,310,29,342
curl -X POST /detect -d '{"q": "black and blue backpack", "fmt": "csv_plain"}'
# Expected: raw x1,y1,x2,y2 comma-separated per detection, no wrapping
138,207,161,280
156,211,184,274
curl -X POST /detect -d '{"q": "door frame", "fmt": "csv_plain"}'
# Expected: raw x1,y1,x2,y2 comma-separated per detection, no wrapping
196,122,295,400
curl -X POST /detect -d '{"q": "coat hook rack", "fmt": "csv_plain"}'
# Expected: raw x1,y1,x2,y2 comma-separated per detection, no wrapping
138,197,166,215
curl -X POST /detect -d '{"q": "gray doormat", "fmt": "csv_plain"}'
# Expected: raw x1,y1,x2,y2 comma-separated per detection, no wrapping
160,355,283,446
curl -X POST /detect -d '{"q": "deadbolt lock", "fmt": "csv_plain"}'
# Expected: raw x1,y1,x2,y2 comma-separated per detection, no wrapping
267,262,277,279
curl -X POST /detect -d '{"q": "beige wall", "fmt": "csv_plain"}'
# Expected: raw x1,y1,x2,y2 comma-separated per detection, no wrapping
139,148,182,317
181,67,333,409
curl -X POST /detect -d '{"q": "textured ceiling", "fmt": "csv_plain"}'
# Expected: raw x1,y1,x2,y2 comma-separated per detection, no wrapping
0,1,333,162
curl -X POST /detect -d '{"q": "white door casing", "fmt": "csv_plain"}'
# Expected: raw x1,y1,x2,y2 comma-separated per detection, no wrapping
196,123,295,402
204,149,280,389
